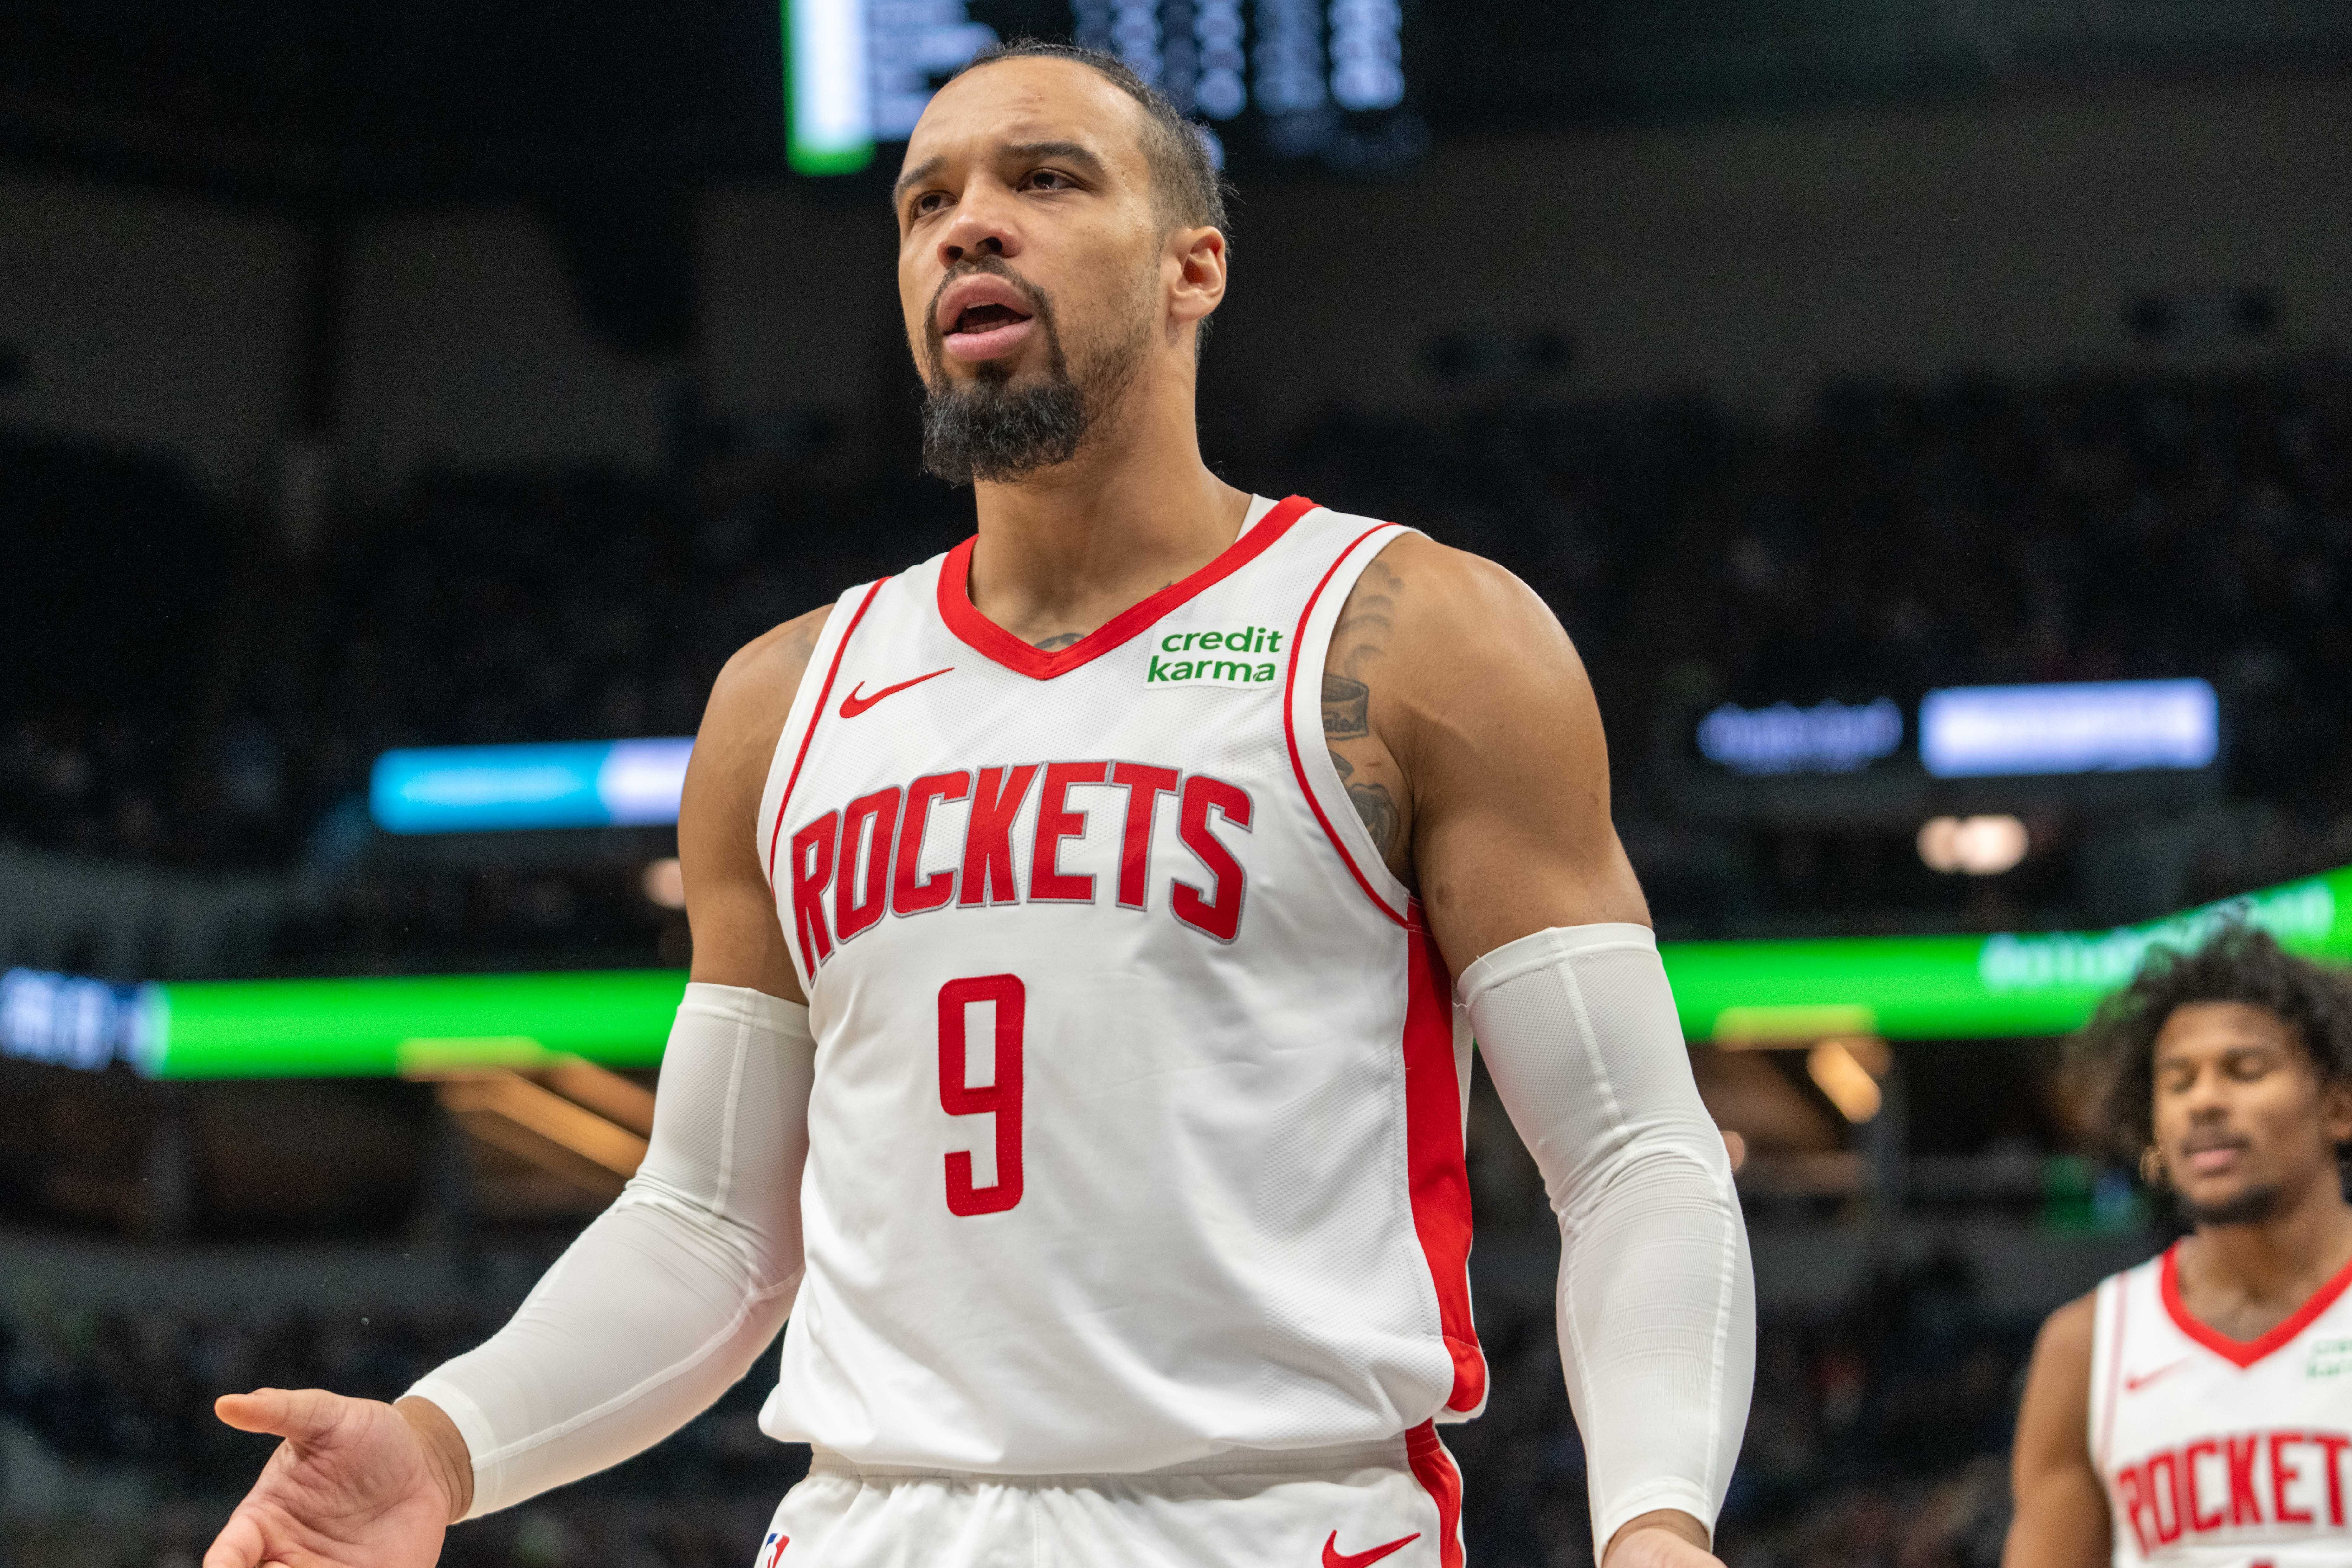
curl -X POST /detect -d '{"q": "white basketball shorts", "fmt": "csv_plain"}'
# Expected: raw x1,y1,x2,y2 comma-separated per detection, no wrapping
750,1423,1467,1568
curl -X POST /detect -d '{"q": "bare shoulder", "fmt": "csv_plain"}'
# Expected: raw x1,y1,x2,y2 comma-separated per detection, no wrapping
2014,1288,2099,1456
2033,1291,2099,1380
678,604,835,998
1344,532,1595,774
1327,530,1643,958
694,605,836,788
1364,530,1554,623
1337,533,1585,716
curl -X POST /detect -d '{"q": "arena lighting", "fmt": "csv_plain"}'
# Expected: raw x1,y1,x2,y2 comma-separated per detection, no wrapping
1919,679,2219,778
369,739,693,833
642,857,688,910
1806,1039,1886,1123
784,0,878,174
0,968,159,1072
1695,697,1903,776
33,863,2335,1080
1917,814,2030,876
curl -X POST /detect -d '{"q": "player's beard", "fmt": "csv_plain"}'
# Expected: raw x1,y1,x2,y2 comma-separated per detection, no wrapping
2179,1182,2284,1227
919,260,1151,486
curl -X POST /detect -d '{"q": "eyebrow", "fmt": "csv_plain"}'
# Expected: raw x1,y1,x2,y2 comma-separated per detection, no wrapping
891,139,1112,211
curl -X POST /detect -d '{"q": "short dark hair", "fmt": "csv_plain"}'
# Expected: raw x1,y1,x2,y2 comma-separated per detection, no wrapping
2070,925,2352,1163
951,40,1230,237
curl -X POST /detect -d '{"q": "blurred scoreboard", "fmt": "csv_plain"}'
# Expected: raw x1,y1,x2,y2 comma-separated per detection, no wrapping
787,0,1417,175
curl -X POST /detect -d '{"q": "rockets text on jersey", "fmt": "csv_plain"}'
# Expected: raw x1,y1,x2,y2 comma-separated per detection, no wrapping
2091,1244,2352,1566
750,495,1488,1477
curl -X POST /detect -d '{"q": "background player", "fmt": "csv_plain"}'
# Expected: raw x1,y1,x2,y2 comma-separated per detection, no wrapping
2006,927,2352,1566
202,43,1753,1568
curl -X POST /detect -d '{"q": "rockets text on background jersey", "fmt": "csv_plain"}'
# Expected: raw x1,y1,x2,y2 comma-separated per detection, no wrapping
2090,1245,2352,1566
751,494,1488,1476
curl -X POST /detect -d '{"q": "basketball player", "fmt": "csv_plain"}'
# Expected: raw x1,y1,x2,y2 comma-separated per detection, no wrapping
204,43,1754,1568
2006,928,2352,1566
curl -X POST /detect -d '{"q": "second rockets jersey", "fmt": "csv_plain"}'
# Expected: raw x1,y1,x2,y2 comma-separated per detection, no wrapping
2091,1244,2352,1566
751,494,1487,1474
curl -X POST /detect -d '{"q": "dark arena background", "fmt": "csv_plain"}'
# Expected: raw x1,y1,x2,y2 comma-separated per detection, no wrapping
4,2,2352,1564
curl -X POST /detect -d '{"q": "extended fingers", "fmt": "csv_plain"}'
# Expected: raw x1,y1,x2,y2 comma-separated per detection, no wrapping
215,1385,346,1442
200,1506,267,1568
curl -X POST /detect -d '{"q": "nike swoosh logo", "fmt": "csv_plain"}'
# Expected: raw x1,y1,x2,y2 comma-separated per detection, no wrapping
840,667,953,718
2125,1356,2194,1392
1323,1530,1421,1568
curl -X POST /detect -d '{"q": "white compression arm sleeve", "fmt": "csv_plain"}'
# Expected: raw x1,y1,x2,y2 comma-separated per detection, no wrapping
405,982,813,1518
1460,923,1755,1558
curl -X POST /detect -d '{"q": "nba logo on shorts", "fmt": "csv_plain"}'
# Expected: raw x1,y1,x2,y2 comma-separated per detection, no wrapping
755,1530,789,1566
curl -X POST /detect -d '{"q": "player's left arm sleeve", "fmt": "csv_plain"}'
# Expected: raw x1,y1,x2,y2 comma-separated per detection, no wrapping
403,982,811,1518
1460,920,1755,1558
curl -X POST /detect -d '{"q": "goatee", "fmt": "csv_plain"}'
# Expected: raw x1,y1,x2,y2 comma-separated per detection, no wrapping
918,260,1144,486
921,368,1090,485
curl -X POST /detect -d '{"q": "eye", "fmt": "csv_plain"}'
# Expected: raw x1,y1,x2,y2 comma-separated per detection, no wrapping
1023,167,1073,192
908,190,950,220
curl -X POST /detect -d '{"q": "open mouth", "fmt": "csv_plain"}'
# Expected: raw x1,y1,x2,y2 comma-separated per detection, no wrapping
942,300,1037,361
950,302,1031,335
936,275,1042,363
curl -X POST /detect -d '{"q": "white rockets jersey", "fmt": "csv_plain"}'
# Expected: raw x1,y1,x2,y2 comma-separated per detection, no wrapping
751,494,1488,1475
2091,1244,2352,1566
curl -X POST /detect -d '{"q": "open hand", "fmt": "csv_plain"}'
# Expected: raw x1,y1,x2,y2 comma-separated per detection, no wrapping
203,1389,463,1568
1603,1513,1726,1568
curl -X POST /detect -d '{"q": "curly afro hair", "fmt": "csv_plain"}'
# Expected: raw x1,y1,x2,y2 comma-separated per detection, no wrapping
2070,925,2352,1165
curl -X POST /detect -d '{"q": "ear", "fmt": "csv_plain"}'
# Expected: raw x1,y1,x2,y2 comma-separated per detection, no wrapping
1166,224,1228,333
2322,1075,2352,1149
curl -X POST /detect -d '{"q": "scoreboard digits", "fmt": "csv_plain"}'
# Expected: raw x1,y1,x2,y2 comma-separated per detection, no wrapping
787,0,1415,174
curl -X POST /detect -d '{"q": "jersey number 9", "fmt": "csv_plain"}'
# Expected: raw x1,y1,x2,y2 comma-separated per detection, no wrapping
938,974,1025,1215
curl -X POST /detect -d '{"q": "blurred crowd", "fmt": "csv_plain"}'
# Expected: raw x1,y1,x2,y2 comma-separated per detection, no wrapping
4,356,2349,956
0,1255,2023,1568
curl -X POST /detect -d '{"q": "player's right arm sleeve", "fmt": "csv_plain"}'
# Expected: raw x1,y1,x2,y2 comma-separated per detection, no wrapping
403,982,812,1519
1460,922,1756,1559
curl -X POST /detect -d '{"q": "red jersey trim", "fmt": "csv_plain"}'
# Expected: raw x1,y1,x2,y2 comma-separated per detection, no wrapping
1403,912,1486,1417
1282,522,1409,927
2159,1241,2352,1369
1404,1421,1466,1568
934,495,1317,681
764,577,890,891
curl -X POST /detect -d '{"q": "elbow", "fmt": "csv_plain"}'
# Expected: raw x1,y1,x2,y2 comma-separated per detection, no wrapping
613,1172,805,1297
1556,1118,1741,1232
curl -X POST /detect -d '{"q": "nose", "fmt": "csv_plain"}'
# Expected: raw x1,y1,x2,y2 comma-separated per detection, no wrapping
2180,1064,2233,1121
937,181,1022,270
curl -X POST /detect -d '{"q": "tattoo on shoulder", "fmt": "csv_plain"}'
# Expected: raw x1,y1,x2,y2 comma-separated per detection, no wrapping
1328,558,1402,681
1033,632,1084,652
1320,557,1409,864
1322,678,1401,856
1347,778,1400,857
1321,674,1370,740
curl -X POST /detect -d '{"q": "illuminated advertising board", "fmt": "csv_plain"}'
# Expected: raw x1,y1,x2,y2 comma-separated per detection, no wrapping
1919,679,2219,778
8,863,2325,1079
370,739,693,833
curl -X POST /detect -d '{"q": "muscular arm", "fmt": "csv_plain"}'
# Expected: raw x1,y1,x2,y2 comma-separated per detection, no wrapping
2005,1295,2109,1568
1325,534,1646,940
395,606,833,1516
1339,537,1749,1568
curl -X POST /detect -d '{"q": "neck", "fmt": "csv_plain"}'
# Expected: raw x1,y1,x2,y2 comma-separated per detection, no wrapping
2187,1175,2352,1307
963,371,1249,647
